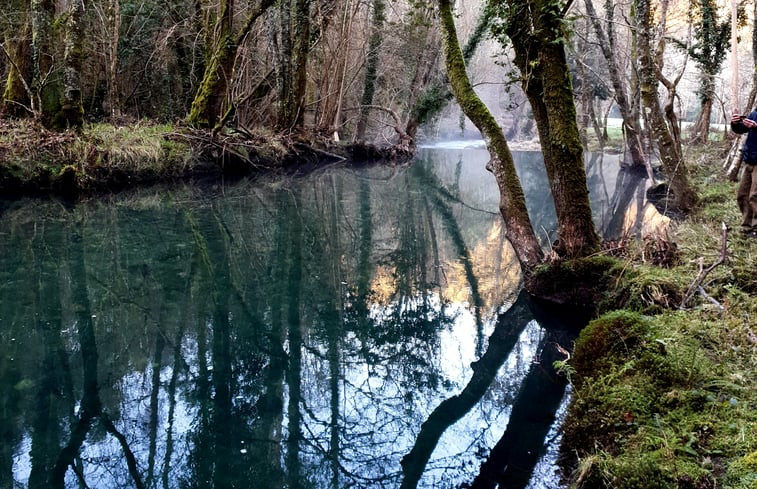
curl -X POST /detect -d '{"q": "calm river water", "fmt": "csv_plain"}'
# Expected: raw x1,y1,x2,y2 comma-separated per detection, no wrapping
0,145,654,488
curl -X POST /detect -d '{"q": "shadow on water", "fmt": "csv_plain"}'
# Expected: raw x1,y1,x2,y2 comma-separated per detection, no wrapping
0,147,664,488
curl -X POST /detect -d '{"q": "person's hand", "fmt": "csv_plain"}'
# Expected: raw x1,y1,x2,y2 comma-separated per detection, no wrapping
732,113,757,128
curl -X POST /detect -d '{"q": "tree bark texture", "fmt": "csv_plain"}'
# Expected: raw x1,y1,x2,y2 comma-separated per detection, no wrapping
355,0,386,142
187,0,235,127
2,4,31,116
60,0,85,127
636,0,698,212
187,0,275,128
277,0,311,130
438,0,543,270
31,0,61,125
585,0,646,168
503,0,601,258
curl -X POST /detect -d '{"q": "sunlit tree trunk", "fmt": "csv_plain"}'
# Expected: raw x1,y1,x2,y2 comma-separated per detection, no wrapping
438,0,543,271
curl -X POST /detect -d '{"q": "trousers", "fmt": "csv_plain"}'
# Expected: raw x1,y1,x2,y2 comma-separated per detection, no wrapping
737,163,757,229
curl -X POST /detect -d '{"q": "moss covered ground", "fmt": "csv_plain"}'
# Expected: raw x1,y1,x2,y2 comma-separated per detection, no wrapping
559,142,757,489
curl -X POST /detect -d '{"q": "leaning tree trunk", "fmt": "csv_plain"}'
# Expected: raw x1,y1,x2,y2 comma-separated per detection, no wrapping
726,0,754,180
438,0,543,271
187,0,235,128
637,0,698,213
405,1,493,144
188,0,274,128
506,0,601,259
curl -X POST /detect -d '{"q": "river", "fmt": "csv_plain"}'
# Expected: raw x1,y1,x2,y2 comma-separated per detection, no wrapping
0,144,659,488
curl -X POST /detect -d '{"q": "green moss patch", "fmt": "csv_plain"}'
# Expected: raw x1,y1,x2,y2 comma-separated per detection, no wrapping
561,143,757,489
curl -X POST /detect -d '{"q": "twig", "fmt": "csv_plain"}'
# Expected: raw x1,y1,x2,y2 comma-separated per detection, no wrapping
0,41,37,116
680,222,728,309
696,286,724,310
293,142,347,162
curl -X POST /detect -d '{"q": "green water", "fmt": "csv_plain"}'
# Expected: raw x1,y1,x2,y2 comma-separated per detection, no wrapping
0,148,628,488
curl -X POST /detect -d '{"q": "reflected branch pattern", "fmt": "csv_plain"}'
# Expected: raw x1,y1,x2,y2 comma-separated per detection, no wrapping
0,151,622,488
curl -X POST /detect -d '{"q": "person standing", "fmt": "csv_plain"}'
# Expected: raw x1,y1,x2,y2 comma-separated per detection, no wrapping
730,111,757,237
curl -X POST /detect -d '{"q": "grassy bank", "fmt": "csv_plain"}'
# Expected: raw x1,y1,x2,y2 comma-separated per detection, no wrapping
0,119,404,198
559,143,756,488
0,120,201,195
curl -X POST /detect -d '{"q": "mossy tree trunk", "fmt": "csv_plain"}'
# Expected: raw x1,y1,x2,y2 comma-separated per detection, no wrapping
355,0,386,142
59,0,85,128
636,0,698,212
187,0,275,129
498,0,601,259
31,0,61,126
187,0,235,128
106,0,121,118
277,0,311,130
584,0,646,169
1,3,32,117
438,0,543,271
405,2,493,144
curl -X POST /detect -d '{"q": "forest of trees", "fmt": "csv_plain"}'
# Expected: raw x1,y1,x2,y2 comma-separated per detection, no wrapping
0,0,751,151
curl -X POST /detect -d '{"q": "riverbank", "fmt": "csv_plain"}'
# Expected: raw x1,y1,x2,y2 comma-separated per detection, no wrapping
0,119,410,199
557,143,756,488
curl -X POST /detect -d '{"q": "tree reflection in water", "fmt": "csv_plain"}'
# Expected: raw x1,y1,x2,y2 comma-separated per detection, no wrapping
0,148,647,488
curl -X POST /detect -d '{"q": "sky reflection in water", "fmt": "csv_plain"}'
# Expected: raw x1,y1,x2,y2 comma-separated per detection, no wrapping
0,148,656,488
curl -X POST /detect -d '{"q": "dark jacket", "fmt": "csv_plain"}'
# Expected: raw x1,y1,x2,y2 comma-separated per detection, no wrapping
731,110,757,163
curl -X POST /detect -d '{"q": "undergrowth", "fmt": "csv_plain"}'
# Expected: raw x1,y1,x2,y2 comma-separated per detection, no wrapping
0,119,195,193
560,142,757,489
